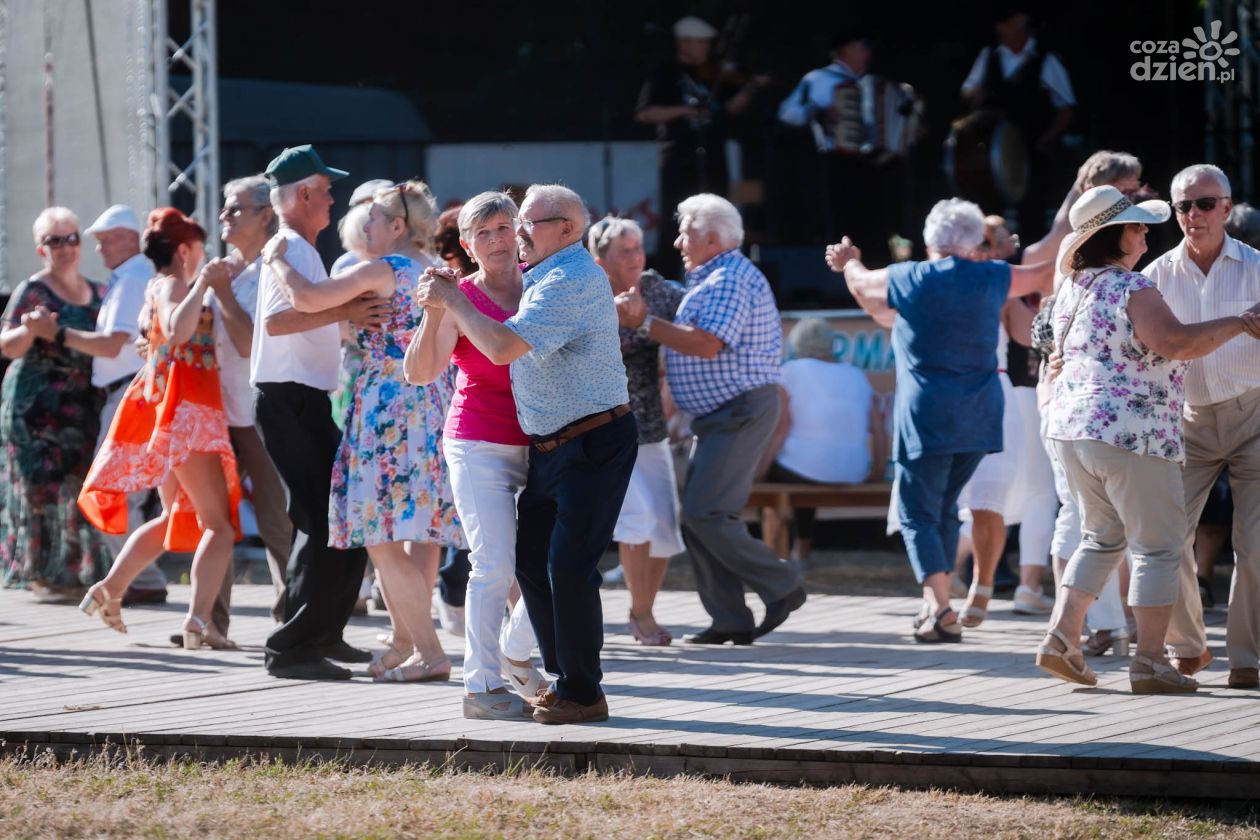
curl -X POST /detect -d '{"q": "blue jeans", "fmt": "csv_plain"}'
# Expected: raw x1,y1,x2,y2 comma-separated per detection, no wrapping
896,452,986,584
516,411,638,706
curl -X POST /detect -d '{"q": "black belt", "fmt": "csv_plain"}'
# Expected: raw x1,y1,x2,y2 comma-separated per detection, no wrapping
104,376,133,396
530,404,630,453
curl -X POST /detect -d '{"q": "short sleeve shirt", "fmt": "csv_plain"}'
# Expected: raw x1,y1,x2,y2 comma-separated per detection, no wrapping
92,253,154,387
664,249,782,418
250,229,341,391
503,242,629,436
886,257,1011,460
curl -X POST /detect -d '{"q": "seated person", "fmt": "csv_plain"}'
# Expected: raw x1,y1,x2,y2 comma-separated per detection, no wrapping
760,318,886,560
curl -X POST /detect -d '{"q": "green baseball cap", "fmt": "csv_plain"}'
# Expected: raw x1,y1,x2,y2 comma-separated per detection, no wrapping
264,144,349,187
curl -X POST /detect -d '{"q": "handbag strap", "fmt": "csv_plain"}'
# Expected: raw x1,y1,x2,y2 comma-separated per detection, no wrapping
1056,267,1117,355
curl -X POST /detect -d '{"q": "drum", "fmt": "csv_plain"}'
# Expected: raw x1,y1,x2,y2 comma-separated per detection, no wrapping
829,76,923,161
944,109,1029,209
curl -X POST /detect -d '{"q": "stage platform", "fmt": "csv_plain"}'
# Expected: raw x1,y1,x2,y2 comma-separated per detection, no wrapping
2,584,1257,798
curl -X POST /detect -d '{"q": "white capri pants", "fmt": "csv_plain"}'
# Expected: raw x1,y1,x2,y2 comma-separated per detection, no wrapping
443,437,538,692
1012,386,1057,568
613,439,686,557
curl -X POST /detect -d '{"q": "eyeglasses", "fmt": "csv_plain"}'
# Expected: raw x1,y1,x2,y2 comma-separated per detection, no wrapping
41,232,81,248
221,204,262,219
1170,196,1229,215
517,216,568,234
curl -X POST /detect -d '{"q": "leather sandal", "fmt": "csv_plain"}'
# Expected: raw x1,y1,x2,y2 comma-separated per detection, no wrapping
463,690,535,721
960,583,993,628
1036,628,1098,686
1130,654,1198,694
1083,628,1130,657
913,607,963,644
628,613,671,646
79,583,126,634
367,645,410,679
181,615,238,650
377,654,451,683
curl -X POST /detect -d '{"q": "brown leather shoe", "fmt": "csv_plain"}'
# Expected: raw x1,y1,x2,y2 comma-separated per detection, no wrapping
532,694,609,725
1229,668,1260,689
1170,647,1213,676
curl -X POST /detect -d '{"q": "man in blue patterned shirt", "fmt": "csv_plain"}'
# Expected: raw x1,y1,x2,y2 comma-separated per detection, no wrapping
416,184,636,724
617,194,806,644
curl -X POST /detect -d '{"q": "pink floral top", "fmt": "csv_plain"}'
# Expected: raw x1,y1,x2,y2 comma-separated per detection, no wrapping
1046,267,1189,463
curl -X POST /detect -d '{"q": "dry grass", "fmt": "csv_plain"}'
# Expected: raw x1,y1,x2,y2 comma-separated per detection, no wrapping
0,752,1256,839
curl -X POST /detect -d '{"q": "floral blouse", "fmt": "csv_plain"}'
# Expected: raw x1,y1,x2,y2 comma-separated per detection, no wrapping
1046,267,1188,463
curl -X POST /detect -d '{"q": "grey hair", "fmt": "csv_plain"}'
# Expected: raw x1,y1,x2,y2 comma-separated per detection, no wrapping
923,198,986,253
676,193,744,248
336,201,371,255
524,184,591,230
787,317,836,362
269,173,323,216
1226,203,1260,249
1076,150,1142,191
224,174,278,235
32,206,79,244
587,216,644,259
1171,164,1231,199
457,191,519,240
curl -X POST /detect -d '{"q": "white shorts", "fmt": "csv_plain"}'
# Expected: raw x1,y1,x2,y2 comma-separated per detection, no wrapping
613,439,686,558
959,373,1026,521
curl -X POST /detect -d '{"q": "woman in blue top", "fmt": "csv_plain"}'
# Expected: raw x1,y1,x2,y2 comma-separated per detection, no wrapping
827,198,1051,642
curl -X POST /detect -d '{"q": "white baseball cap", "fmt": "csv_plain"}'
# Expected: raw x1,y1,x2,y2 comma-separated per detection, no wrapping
85,204,141,235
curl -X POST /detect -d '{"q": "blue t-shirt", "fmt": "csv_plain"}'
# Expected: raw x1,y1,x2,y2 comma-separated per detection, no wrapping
886,257,1011,460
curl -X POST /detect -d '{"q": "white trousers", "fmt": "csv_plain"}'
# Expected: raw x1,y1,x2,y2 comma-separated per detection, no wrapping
444,437,537,692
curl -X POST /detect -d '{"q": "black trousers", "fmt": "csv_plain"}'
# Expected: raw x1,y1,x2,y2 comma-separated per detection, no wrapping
516,411,638,706
439,547,471,607
254,381,367,670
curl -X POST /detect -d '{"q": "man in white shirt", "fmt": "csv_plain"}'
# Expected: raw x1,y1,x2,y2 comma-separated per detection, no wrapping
252,145,388,681
1144,164,1260,690
61,204,166,604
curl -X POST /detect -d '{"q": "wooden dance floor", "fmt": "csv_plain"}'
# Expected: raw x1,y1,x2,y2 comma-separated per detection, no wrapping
2,584,1258,798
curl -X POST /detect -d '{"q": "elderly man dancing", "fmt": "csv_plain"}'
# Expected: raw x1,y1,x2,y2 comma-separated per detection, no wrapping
416,184,636,724
1147,164,1260,690
617,194,806,645
827,198,1050,642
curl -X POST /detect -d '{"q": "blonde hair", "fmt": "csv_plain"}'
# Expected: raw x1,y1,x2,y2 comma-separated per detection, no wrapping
337,201,371,256
457,191,518,240
32,206,79,245
1076,151,1142,191
375,180,439,253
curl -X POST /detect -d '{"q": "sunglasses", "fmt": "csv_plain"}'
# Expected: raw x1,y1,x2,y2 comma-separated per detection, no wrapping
1170,196,1229,215
222,204,262,219
42,232,81,248
391,180,417,226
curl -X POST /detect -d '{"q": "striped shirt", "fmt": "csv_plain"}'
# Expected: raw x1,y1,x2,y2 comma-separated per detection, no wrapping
664,249,782,418
1143,235,1260,407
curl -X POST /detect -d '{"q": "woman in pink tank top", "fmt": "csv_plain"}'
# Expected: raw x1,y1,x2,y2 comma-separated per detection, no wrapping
405,191,544,721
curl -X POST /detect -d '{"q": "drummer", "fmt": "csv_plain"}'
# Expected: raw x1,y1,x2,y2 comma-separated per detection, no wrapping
960,7,1076,237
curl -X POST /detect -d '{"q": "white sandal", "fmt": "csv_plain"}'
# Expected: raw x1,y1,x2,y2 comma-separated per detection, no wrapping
499,649,546,700
1036,627,1098,687
960,583,993,628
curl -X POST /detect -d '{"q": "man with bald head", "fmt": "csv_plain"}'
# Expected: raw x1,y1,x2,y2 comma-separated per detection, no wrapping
416,184,636,724
1145,164,1260,690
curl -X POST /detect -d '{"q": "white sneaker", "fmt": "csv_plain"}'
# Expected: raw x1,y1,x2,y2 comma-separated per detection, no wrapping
1013,585,1055,615
436,600,465,637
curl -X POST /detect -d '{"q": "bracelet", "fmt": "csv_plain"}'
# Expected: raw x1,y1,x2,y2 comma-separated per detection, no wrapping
637,314,654,338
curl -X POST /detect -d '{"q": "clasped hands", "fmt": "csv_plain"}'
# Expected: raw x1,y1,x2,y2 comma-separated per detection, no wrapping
413,266,463,311
613,286,647,329
21,306,59,341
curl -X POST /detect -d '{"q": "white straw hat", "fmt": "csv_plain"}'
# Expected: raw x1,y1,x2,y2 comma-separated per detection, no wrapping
1057,185,1170,275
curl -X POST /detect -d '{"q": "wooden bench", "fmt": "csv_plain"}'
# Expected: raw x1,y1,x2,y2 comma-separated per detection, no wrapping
746,481,893,557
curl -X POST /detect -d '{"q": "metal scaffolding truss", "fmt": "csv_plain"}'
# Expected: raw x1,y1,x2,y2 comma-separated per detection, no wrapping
1205,0,1259,202
146,0,219,247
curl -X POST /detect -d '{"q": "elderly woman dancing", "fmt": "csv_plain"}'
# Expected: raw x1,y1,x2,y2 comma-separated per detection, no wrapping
1038,185,1260,693
826,198,1051,642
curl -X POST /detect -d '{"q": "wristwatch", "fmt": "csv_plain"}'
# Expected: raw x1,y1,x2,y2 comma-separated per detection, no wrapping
636,314,654,338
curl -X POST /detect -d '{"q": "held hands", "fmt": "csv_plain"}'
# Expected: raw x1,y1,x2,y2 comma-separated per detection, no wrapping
21,306,59,341
824,237,861,274
613,286,647,329
199,258,232,296
413,266,461,311
261,235,288,265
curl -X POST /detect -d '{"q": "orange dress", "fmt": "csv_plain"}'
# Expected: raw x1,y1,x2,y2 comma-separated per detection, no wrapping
78,279,241,552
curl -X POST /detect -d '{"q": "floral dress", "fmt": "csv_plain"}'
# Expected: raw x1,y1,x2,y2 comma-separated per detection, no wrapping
78,279,241,551
0,278,110,588
329,254,464,549
1046,267,1189,463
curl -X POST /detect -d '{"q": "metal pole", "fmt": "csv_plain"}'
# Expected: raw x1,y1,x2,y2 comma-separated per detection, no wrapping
43,12,53,207
150,0,168,209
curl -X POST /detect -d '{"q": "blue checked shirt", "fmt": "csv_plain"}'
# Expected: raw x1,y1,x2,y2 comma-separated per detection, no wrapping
504,242,629,436
665,249,782,418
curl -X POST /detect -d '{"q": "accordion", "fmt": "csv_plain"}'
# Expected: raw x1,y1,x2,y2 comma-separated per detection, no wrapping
826,76,923,160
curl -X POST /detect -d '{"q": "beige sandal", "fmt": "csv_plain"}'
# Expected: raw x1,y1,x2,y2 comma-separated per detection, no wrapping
1036,628,1098,686
463,690,534,720
377,654,451,683
79,583,126,634
367,645,409,679
960,583,993,628
1130,655,1198,694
